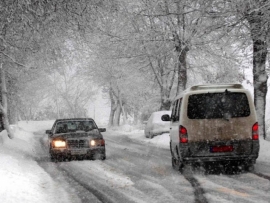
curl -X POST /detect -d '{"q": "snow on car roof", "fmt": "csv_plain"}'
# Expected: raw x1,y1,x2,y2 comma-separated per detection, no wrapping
55,118,95,122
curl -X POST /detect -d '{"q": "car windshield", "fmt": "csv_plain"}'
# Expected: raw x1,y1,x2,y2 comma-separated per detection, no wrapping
187,92,250,119
54,120,96,133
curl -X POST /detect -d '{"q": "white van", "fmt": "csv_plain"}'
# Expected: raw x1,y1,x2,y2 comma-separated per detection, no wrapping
162,84,259,171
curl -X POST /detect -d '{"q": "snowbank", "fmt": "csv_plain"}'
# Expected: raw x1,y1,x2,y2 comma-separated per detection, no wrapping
0,120,70,203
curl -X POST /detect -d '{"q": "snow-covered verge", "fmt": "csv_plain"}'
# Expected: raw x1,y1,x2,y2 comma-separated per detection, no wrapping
0,120,72,203
0,121,270,203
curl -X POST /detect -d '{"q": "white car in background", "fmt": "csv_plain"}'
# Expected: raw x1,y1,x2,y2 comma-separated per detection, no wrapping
144,111,171,139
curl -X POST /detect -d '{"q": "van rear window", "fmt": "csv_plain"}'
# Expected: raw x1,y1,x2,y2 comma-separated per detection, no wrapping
187,92,250,119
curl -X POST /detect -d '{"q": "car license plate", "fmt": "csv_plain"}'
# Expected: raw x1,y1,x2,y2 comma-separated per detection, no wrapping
71,149,87,155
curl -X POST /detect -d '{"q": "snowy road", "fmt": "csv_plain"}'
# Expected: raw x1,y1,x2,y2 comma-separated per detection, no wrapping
34,130,270,203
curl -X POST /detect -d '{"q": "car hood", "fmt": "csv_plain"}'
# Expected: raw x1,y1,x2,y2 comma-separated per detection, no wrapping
51,129,102,139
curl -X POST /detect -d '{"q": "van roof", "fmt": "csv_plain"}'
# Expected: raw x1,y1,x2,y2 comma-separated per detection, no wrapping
174,83,245,100
189,84,244,91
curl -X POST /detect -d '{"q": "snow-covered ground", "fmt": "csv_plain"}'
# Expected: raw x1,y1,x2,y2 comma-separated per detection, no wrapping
0,121,72,203
0,120,269,203
0,121,170,203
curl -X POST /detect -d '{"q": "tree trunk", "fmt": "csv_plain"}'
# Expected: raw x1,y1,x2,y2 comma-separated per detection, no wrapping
160,88,171,110
108,108,115,127
120,102,127,124
252,38,268,139
108,87,117,127
176,48,188,95
133,109,139,125
114,103,121,126
175,1,189,96
118,91,127,125
246,10,268,139
0,63,14,139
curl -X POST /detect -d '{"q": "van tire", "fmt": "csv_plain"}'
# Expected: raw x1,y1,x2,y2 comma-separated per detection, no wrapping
172,157,184,172
248,164,254,172
244,163,254,172
171,145,184,172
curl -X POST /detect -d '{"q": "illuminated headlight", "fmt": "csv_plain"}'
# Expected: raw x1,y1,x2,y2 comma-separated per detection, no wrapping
90,140,96,146
53,140,66,148
90,139,105,146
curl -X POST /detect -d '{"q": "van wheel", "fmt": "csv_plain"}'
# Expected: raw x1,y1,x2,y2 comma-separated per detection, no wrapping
244,163,254,172
171,146,184,172
170,142,179,170
172,157,178,169
247,164,254,172
172,157,184,172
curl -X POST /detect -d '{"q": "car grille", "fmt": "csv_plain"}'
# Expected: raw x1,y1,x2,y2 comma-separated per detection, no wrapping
67,140,87,148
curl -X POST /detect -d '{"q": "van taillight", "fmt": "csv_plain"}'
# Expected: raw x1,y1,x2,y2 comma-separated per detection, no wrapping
179,125,188,143
252,122,259,140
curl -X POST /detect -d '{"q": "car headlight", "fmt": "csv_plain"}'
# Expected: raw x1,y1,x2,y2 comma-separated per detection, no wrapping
90,140,96,146
53,140,66,148
90,139,105,146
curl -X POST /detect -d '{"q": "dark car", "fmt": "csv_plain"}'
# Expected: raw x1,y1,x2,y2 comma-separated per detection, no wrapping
45,118,106,161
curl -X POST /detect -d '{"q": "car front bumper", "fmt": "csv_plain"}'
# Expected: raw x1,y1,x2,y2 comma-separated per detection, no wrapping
50,146,105,159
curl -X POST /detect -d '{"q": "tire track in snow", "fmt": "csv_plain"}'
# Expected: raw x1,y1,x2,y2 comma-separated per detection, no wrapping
36,133,136,203
35,135,105,203
107,133,208,203
37,131,208,203
182,172,208,203
59,166,119,203
252,172,270,181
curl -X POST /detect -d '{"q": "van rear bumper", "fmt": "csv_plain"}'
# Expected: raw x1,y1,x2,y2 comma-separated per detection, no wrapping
183,155,258,164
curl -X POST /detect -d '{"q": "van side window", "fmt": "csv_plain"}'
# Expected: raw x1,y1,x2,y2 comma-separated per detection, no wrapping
175,98,182,121
172,98,181,122
171,100,178,122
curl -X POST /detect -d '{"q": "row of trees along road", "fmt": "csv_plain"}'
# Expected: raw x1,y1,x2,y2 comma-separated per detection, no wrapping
0,0,269,139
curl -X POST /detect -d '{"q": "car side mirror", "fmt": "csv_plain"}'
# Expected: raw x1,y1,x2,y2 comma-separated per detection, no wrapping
161,114,170,121
45,130,52,134
98,128,106,132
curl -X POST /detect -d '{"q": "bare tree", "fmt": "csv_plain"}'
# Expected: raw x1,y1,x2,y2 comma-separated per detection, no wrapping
242,0,269,139
207,0,270,138
0,62,13,138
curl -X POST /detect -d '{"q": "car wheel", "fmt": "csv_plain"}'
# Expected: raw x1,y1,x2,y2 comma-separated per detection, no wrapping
149,132,153,139
50,155,56,162
55,154,65,162
101,154,106,160
50,151,56,162
145,131,149,138
95,154,106,160
99,150,106,160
